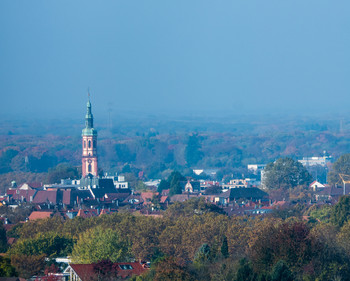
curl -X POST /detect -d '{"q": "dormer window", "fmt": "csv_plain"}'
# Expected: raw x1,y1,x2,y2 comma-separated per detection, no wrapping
119,265,133,270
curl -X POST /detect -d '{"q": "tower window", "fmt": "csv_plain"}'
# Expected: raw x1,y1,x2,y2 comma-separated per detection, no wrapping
84,141,86,148
88,140,91,148
88,164,92,172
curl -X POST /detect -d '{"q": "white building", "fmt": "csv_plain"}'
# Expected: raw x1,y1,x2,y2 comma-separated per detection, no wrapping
298,156,332,167
247,164,266,175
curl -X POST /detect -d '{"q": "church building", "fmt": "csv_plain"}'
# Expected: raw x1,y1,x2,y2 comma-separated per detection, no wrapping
81,99,98,178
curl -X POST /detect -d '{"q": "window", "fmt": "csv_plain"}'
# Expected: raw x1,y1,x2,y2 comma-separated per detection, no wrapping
119,265,133,270
84,141,86,148
88,164,92,172
88,140,91,148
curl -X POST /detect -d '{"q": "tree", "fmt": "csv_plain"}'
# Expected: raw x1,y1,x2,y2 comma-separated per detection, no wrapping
220,236,229,259
0,256,16,277
330,196,350,227
168,171,185,196
47,163,79,184
263,157,312,189
11,254,46,279
235,258,256,281
250,221,314,273
9,232,74,257
193,244,211,265
152,257,194,281
185,134,203,167
0,149,18,173
0,222,7,253
205,185,222,195
157,179,170,193
270,260,293,281
92,260,119,281
71,226,129,263
328,153,350,184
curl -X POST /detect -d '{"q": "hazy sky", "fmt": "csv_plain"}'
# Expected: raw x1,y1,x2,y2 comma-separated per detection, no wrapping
0,1,349,119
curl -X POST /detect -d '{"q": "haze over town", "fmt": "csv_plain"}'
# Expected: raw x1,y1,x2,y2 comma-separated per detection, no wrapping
1,1,350,281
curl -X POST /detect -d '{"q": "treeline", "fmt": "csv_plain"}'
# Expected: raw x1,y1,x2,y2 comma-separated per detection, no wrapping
1,197,350,279
2,116,350,193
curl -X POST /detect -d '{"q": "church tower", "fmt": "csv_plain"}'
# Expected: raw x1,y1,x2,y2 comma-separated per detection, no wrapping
82,98,98,177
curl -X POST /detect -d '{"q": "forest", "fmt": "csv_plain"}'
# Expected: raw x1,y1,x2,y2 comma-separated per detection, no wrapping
0,197,350,280
0,114,349,192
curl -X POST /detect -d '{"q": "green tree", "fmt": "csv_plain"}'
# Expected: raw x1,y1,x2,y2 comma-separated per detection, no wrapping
270,260,293,281
328,153,350,184
157,179,170,193
330,196,350,227
221,236,229,259
235,258,256,281
10,232,74,257
47,163,79,184
0,149,18,173
193,244,211,265
0,222,7,253
71,226,129,263
263,157,312,189
168,171,185,196
0,256,16,277
185,134,203,167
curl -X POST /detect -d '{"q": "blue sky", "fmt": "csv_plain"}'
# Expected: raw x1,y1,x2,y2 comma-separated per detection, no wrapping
0,1,349,119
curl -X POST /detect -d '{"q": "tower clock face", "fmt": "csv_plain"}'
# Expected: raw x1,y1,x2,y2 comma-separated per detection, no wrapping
88,159,92,164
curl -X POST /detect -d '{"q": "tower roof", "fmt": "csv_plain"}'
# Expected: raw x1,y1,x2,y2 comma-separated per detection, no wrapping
82,98,97,136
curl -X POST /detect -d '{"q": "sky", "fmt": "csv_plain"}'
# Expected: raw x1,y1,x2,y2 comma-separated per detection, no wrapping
0,1,349,119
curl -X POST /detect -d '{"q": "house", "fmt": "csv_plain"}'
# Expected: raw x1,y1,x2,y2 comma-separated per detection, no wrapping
76,209,99,218
17,182,43,190
160,195,170,207
215,187,268,205
170,194,199,203
141,192,158,205
64,262,148,281
309,180,326,191
7,189,37,203
124,194,144,206
32,190,58,205
315,184,350,202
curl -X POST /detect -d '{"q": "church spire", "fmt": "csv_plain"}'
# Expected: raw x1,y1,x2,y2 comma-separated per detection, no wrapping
85,98,94,129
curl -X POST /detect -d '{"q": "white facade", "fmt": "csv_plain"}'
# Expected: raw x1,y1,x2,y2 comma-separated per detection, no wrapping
298,156,331,167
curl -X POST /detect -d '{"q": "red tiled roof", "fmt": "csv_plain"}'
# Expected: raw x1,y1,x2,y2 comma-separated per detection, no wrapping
141,192,158,205
11,190,36,202
7,237,17,245
76,209,98,218
28,211,53,221
32,190,57,204
62,190,71,205
6,189,16,196
3,224,14,232
99,209,109,216
69,262,148,280
160,196,168,203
